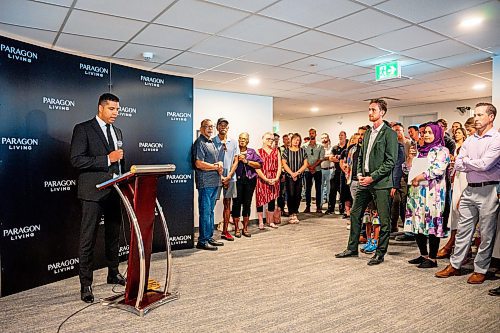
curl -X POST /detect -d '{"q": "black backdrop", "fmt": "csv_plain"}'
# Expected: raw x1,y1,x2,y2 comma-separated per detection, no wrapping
0,35,194,297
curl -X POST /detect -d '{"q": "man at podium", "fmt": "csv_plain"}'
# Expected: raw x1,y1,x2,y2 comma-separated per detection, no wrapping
70,93,126,303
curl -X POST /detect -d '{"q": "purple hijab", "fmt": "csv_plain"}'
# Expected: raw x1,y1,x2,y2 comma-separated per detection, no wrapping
418,122,444,157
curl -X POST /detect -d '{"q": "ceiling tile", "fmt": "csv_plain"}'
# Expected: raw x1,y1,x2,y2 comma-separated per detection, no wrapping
212,60,272,75
354,54,421,68
417,69,464,82
401,62,445,77
241,47,306,66
37,0,74,6
310,78,368,92
288,73,333,84
355,0,386,5
318,8,411,41
318,43,389,63
114,43,181,63
0,0,68,31
167,52,231,69
375,0,485,23
260,0,365,28
64,9,147,41
195,70,243,82
268,81,304,90
190,36,262,58
401,40,476,61
274,30,351,54
0,23,57,45
256,67,307,80
75,0,175,21
132,24,209,49
363,26,446,52
456,60,492,75
282,56,343,73
429,51,491,68
56,33,124,57
155,0,249,34
157,64,205,76
113,58,159,70
205,0,277,13
318,64,372,78
219,15,307,45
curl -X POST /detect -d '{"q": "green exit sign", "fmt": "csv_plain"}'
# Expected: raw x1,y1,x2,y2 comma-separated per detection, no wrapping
375,61,401,81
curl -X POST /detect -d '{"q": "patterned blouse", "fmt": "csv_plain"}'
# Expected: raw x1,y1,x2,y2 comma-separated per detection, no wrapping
404,146,450,237
281,147,308,177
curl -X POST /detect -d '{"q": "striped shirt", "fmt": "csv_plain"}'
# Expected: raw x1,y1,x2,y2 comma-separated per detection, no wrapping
282,147,308,177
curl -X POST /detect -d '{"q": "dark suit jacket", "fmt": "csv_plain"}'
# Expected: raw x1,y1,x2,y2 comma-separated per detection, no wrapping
356,121,398,189
70,118,125,201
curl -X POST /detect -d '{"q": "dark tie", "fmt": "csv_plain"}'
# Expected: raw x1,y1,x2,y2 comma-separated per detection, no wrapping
105,124,115,151
106,124,119,174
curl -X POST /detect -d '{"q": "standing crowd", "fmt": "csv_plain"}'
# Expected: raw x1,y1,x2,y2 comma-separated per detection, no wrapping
192,100,500,296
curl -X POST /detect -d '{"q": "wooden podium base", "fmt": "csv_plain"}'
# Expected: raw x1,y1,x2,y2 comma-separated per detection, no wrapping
101,290,179,317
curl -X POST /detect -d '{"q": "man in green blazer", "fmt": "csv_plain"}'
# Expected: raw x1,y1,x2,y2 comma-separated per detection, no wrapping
335,99,398,265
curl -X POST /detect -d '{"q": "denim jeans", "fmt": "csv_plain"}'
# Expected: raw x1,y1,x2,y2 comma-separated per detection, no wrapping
305,171,322,209
321,169,332,204
198,186,220,245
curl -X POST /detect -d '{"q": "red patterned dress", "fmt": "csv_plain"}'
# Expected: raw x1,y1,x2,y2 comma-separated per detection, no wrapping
256,147,280,207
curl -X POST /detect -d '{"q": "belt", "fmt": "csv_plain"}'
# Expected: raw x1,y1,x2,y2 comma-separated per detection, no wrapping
468,181,499,188
322,167,334,170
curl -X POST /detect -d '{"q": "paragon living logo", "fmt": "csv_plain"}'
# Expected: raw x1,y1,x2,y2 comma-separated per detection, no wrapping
119,245,130,257
1,43,38,63
3,224,41,240
42,96,76,111
44,179,76,192
1,137,39,150
170,234,192,246
79,63,108,77
165,173,192,184
166,111,191,122
140,75,164,88
139,141,164,152
48,257,79,274
119,106,137,118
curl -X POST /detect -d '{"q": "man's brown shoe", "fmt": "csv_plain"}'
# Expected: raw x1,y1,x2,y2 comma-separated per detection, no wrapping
467,272,486,284
436,246,452,259
435,264,460,278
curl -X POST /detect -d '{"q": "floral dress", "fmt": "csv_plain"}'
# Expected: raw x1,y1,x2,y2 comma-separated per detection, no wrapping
404,146,450,237
256,147,280,207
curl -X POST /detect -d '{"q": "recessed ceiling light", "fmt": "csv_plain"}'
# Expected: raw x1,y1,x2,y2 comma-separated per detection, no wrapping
460,17,483,28
247,77,260,86
310,107,319,112
473,83,486,90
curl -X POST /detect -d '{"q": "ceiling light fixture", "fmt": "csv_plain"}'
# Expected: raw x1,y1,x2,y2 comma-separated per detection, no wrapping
247,77,260,86
472,83,486,90
460,17,483,28
310,107,319,112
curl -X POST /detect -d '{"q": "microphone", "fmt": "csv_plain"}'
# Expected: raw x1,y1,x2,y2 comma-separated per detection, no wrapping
116,140,123,175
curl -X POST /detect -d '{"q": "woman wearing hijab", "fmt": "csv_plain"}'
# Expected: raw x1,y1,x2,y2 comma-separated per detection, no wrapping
404,122,450,268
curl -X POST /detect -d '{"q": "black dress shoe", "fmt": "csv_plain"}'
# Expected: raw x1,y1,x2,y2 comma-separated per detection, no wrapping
324,210,333,215
80,286,94,303
408,256,425,265
417,258,437,268
367,254,384,266
488,286,500,296
303,207,311,213
208,238,224,246
107,272,126,286
196,242,218,251
335,249,359,258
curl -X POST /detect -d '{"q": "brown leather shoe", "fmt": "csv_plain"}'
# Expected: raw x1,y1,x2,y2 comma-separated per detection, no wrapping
467,272,486,284
436,246,452,259
435,264,461,278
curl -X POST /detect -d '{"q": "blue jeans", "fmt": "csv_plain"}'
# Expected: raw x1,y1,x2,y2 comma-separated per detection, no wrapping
198,186,219,245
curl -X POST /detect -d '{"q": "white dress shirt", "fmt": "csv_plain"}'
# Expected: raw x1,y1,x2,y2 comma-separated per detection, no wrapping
364,122,384,173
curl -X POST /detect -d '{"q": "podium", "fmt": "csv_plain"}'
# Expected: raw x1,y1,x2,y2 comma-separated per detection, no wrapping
96,164,179,316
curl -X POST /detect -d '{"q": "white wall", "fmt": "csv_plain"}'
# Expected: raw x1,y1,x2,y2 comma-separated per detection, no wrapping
493,55,500,128
193,89,273,226
278,97,492,141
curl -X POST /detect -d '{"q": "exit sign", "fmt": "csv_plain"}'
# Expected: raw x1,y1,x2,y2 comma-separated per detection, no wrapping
375,61,401,81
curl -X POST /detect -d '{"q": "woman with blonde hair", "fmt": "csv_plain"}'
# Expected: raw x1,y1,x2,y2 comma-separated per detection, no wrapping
256,132,282,229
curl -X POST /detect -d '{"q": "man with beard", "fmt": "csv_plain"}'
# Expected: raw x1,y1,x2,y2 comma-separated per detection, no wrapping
335,99,398,265
303,128,325,213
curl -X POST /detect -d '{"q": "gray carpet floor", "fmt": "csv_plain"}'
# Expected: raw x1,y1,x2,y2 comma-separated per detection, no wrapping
1,211,499,333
